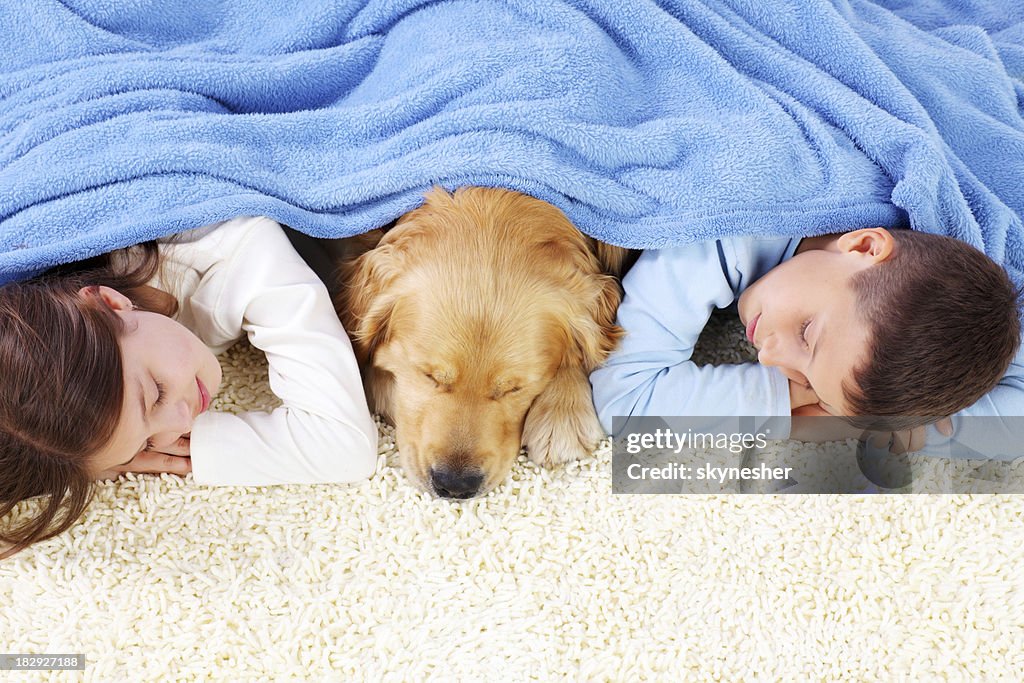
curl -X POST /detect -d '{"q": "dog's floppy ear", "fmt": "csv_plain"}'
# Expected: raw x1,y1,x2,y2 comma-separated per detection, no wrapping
527,207,627,373
542,237,625,373
335,242,404,364
592,241,626,277
569,270,625,372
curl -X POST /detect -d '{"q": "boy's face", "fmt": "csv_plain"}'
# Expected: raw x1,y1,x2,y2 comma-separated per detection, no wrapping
736,229,893,415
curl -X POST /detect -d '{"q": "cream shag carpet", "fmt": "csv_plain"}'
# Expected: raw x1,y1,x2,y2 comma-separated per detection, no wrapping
2,313,1023,681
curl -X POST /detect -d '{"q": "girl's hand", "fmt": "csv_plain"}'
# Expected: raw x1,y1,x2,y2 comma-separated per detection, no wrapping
94,437,192,481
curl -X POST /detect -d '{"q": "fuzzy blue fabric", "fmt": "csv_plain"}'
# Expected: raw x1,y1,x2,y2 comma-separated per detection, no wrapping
1,0,1022,283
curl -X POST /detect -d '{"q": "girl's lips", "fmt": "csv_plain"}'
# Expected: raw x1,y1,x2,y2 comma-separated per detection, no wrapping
746,313,761,346
197,377,211,414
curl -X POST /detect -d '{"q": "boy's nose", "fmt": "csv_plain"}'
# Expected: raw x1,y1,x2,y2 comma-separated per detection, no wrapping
757,334,785,365
757,335,800,373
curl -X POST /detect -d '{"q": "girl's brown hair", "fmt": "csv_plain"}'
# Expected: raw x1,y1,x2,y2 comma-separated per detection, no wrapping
0,243,175,560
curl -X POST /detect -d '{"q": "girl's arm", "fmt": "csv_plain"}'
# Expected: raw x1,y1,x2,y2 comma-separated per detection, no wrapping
185,218,378,486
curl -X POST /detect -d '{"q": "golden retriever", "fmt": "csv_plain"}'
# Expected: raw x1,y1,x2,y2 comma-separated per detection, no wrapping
335,187,630,498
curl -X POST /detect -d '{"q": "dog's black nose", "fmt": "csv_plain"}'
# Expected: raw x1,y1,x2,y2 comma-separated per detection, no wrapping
430,467,483,499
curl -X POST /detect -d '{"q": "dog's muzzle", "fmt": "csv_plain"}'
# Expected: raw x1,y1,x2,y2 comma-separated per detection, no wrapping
429,466,484,499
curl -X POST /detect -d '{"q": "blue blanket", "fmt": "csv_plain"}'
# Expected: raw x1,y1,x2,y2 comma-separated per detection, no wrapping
1,0,1023,284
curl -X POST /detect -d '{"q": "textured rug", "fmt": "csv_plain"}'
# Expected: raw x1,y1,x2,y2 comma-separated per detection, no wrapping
1,313,1022,681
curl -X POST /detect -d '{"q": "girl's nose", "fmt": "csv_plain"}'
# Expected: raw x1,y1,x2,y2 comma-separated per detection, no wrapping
154,399,193,446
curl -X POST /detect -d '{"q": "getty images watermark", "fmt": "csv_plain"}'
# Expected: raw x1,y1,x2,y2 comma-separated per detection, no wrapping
611,416,1024,494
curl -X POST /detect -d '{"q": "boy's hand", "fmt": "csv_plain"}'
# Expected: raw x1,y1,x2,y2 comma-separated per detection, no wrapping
789,379,821,411
792,398,955,454
867,417,951,454
94,437,192,481
868,428,925,455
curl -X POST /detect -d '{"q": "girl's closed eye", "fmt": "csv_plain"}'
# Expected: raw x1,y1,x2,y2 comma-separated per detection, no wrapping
139,381,166,454
138,378,165,454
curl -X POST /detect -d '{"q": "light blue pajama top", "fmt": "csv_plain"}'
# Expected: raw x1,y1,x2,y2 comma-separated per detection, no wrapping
589,235,1024,460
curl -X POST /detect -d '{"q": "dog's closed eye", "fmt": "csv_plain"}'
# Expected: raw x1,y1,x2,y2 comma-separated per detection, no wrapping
422,369,454,391
490,381,524,400
491,386,522,401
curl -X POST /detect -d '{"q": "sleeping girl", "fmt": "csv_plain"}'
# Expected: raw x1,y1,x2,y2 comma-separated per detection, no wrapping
0,217,378,559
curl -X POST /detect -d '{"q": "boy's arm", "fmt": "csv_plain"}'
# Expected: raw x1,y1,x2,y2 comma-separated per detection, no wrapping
590,243,792,437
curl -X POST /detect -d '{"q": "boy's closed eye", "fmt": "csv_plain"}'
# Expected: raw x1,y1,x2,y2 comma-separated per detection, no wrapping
799,319,812,348
153,379,166,407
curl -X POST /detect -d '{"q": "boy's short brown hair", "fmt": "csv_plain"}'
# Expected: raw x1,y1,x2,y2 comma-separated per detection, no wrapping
843,229,1022,431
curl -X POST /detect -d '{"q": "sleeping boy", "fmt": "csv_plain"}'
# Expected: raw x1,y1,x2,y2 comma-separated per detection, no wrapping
589,227,1023,456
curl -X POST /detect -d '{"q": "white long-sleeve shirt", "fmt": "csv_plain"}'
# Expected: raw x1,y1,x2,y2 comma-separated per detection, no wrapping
148,216,378,485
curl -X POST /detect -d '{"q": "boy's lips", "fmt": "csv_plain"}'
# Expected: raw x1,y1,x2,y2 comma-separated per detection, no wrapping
746,313,761,346
197,377,211,414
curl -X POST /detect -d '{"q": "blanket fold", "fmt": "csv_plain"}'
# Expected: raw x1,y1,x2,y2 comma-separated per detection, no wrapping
1,0,1023,284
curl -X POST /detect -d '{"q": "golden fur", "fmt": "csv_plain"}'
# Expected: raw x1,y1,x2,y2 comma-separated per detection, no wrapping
335,187,628,498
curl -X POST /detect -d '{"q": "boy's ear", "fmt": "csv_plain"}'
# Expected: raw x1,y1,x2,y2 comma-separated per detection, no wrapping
838,227,895,262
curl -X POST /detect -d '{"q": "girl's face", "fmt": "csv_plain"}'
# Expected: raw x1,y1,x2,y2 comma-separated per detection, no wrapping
87,286,222,474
